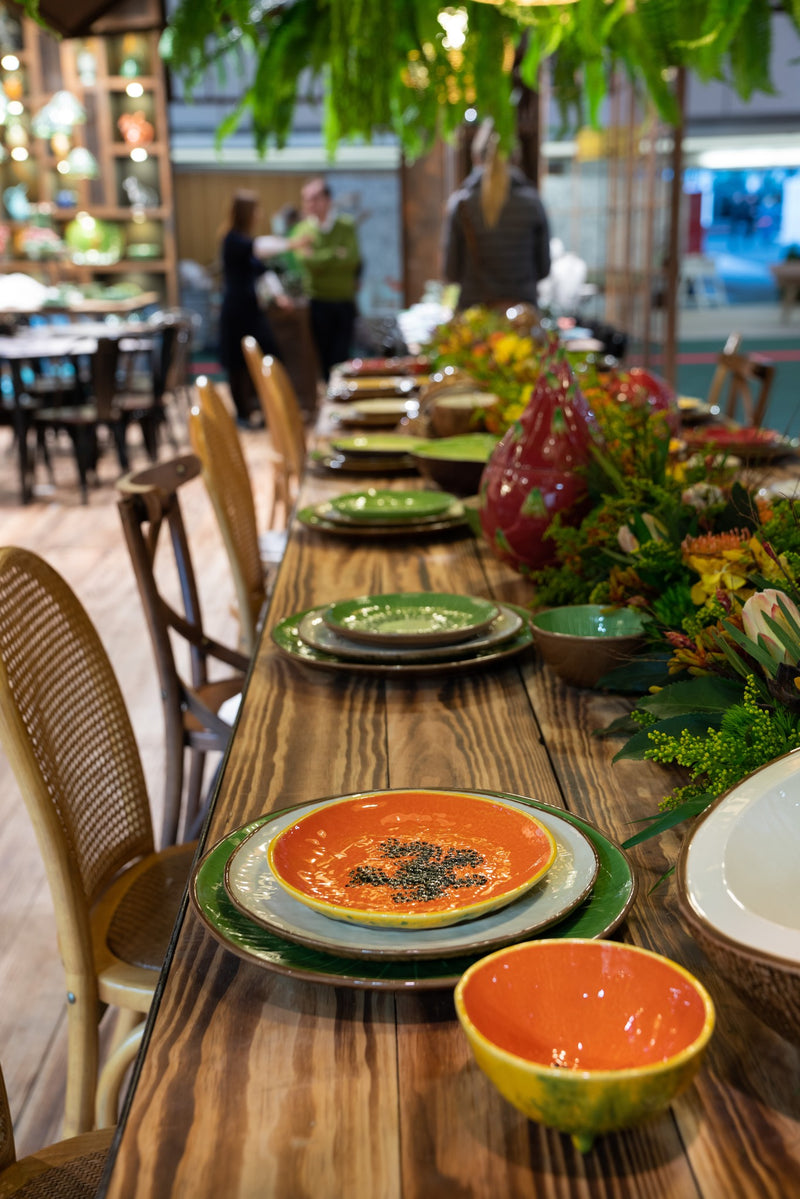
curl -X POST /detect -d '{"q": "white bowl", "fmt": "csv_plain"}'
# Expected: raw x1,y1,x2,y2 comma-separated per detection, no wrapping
677,749,800,1042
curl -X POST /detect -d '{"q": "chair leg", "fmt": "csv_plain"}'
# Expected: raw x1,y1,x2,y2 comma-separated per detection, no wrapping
63,982,100,1138
96,1022,145,1129
139,411,161,462
68,427,97,505
182,748,208,842
108,420,131,472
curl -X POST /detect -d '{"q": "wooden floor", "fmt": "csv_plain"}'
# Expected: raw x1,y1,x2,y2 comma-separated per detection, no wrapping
0,389,278,1156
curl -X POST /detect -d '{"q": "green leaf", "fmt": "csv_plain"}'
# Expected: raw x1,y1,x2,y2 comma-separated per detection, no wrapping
612,712,725,761
596,653,674,693
593,713,640,739
637,675,744,717
622,795,713,848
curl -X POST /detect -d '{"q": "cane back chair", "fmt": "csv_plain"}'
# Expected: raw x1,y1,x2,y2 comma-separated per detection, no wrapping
0,1056,113,1197
190,378,269,655
241,336,306,527
117,454,249,847
0,547,195,1137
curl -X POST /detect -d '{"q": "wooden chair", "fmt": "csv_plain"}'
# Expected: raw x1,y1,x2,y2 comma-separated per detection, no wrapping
190,378,269,655
117,454,249,846
0,1056,113,1197
707,333,776,428
241,336,306,528
0,546,196,1138
33,337,166,502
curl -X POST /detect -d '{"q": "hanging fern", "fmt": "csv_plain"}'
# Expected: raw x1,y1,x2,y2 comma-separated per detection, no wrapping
21,0,800,158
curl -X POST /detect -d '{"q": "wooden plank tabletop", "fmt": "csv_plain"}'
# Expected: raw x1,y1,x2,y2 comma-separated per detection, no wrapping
100,451,800,1198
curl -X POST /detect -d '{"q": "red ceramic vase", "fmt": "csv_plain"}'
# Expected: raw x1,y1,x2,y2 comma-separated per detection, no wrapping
478,348,599,576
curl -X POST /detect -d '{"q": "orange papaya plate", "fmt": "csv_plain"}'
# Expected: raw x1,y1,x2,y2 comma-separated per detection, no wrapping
267,789,558,929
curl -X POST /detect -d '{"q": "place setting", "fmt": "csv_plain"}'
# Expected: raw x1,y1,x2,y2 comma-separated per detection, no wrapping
327,396,421,429
270,589,535,675
310,432,422,476
190,786,637,989
327,374,424,401
298,487,469,537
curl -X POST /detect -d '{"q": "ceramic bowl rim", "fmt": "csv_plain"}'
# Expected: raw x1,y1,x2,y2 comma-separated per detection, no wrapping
530,605,647,643
676,746,800,974
455,937,716,1080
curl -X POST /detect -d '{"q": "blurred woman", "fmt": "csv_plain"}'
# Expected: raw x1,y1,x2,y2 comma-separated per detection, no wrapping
218,189,308,427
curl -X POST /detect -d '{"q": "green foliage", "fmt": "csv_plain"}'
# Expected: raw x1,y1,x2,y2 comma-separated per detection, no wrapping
130,0,800,158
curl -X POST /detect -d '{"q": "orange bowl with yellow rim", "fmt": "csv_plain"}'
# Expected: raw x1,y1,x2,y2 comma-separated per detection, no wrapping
455,938,715,1151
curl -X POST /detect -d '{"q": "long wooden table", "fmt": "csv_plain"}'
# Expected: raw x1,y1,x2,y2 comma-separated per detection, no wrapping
99,459,800,1197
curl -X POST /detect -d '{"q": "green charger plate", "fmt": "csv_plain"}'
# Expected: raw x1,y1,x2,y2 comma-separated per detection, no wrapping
190,793,637,989
323,591,499,646
327,489,455,523
411,434,500,462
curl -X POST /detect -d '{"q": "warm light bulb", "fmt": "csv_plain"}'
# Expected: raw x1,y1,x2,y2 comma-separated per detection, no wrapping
1,55,20,71
125,81,144,98
130,147,148,162
7,100,23,116
10,146,28,161
56,159,70,174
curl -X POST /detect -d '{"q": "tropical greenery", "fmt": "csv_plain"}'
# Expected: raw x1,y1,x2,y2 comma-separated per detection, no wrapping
146,0,800,158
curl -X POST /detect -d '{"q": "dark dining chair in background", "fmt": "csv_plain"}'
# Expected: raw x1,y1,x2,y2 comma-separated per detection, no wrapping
117,454,250,846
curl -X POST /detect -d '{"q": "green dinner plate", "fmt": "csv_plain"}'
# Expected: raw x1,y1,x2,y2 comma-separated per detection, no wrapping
327,489,455,523
323,591,499,646
190,793,637,989
331,434,423,456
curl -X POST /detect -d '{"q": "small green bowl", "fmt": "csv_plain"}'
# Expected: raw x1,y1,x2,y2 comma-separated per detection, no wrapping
411,434,500,496
530,604,647,689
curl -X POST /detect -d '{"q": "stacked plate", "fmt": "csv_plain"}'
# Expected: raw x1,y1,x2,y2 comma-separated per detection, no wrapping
330,396,421,428
298,488,468,537
311,433,422,475
190,787,637,989
328,374,423,401
271,590,534,675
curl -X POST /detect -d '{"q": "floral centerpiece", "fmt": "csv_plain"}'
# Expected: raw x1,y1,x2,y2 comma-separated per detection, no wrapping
426,305,800,861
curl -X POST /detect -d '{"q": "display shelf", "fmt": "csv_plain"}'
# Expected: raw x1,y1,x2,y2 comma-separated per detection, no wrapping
0,4,176,306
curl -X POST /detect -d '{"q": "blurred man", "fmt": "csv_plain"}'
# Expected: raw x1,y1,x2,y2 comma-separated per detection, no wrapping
294,178,361,380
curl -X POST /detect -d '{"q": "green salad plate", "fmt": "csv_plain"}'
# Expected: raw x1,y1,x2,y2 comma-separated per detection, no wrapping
323,591,499,647
326,489,455,523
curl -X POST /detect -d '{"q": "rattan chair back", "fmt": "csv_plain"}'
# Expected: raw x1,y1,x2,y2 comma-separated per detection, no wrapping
117,454,248,846
0,547,193,1138
241,337,304,524
0,547,154,910
190,379,266,655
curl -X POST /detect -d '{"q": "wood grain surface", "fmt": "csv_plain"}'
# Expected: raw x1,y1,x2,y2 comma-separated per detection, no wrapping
100,445,800,1198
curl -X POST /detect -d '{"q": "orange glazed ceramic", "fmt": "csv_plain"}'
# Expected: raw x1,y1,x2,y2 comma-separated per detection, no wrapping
455,938,715,1150
267,789,558,929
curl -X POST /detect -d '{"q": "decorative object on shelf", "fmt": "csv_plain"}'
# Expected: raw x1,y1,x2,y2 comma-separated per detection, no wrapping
479,342,599,576
122,174,159,209
31,89,85,138
3,182,29,221
64,211,124,265
2,72,23,102
76,47,97,86
57,145,99,180
117,110,154,147
17,224,64,260
55,187,78,209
